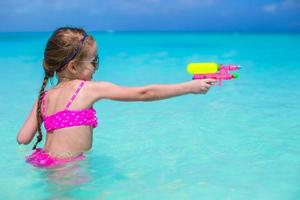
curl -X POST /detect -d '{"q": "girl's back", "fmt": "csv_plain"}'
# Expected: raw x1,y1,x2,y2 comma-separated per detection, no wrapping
43,80,96,158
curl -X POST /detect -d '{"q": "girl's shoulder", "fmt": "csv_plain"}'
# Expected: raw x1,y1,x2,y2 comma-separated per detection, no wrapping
50,79,83,91
45,80,84,101
46,79,96,109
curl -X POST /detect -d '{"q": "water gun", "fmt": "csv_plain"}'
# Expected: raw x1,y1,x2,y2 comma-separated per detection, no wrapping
187,62,241,86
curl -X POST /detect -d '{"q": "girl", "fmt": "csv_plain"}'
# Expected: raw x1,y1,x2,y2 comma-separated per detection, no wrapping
16,27,215,168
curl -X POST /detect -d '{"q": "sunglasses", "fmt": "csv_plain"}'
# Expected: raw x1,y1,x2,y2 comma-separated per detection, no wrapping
79,54,99,71
91,54,99,70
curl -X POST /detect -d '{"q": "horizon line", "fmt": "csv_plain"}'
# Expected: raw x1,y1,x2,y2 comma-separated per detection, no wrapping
0,30,299,34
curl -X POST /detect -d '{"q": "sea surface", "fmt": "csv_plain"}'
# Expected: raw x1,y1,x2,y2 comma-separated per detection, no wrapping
0,32,299,199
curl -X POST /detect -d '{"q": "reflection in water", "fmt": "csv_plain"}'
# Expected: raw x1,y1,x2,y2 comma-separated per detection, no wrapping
46,162,91,185
35,153,128,199
39,158,92,200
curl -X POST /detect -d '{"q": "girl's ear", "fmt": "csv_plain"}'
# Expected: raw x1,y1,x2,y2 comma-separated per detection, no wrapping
67,60,78,74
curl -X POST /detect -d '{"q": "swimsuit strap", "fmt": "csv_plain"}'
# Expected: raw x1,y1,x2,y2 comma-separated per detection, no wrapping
66,80,85,109
41,91,48,117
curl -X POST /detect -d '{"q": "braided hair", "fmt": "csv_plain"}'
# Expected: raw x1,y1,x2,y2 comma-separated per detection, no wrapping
32,71,53,150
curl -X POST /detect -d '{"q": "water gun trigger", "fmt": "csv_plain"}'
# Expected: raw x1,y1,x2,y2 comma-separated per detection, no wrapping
207,78,218,86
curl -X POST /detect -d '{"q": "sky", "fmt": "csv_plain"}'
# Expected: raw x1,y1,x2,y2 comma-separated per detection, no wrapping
0,0,299,32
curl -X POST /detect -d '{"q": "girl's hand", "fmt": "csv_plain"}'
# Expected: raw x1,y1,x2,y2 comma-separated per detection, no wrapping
188,79,216,94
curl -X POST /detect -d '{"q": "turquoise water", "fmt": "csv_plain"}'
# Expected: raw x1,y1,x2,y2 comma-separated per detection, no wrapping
0,32,299,199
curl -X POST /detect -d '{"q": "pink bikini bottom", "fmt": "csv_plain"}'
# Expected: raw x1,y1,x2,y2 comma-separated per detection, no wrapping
25,148,85,168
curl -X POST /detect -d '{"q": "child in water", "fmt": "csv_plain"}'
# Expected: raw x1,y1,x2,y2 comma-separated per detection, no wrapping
17,27,215,168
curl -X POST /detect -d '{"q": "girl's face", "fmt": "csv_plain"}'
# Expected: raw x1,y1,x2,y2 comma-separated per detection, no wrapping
77,42,99,81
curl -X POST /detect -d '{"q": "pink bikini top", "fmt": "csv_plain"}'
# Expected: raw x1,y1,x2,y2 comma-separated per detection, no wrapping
42,80,98,132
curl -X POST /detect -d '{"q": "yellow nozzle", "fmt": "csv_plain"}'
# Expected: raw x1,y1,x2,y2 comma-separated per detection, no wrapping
187,62,219,74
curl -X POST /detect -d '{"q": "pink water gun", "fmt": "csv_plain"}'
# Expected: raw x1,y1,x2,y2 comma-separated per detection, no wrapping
187,62,241,86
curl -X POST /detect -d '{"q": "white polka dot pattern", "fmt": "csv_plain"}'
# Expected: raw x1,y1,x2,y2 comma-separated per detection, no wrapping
41,80,98,132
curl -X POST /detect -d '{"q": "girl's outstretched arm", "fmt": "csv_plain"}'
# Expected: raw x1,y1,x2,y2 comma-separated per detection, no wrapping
17,100,38,145
87,79,215,102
